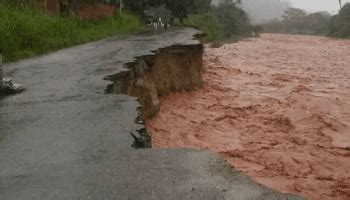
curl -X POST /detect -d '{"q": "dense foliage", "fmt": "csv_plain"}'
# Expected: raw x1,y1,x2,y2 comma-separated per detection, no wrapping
329,3,350,38
212,0,251,37
184,13,225,42
0,3,140,62
184,0,254,42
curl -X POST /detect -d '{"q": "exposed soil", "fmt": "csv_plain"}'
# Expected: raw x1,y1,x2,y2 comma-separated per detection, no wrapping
147,34,350,200
107,44,203,120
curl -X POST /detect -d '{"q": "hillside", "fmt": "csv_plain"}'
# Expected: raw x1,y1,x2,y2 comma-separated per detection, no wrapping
212,0,289,24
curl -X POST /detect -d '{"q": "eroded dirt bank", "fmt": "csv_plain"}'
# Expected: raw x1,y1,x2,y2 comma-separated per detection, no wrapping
147,34,350,199
106,44,203,120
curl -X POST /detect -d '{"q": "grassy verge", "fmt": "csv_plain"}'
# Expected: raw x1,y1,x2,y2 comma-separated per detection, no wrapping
0,5,141,62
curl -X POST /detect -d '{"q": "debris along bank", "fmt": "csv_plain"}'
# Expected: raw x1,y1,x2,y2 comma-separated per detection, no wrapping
0,29,303,200
0,49,24,96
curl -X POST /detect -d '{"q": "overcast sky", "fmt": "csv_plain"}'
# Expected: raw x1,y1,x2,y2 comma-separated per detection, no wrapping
287,0,350,14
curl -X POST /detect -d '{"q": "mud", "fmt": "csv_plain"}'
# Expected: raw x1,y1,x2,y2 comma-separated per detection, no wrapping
147,34,350,200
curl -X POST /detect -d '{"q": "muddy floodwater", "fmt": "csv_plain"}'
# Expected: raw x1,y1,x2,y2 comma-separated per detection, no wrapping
147,34,350,199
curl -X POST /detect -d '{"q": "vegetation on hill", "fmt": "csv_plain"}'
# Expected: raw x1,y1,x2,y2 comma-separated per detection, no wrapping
212,0,289,25
184,0,254,42
0,2,140,62
262,8,331,36
329,3,350,38
262,3,350,38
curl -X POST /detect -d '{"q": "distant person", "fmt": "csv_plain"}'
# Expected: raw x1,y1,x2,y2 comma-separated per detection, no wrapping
153,21,158,33
152,17,159,33
158,17,162,30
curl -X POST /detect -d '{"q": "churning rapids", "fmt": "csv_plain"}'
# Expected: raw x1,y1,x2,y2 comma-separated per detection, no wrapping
147,34,350,200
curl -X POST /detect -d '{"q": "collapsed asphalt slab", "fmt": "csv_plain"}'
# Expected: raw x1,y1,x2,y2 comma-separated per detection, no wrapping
0,28,305,200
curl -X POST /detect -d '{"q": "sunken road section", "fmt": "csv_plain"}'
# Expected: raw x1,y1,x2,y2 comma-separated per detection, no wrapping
0,28,304,199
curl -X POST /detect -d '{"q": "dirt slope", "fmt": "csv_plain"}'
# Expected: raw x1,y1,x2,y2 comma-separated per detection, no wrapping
147,34,350,200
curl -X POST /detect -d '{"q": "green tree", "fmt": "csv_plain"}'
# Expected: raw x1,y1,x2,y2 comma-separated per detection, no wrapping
329,3,350,38
282,8,307,21
213,0,251,37
122,0,147,16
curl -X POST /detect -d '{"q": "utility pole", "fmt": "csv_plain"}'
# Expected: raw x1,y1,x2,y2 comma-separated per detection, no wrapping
120,0,122,14
339,0,342,9
0,48,3,89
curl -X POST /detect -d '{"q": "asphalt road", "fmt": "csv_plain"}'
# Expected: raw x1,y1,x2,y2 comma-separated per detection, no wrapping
0,28,305,200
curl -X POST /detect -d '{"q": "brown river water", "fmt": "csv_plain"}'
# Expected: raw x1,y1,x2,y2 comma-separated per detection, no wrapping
147,34,350,199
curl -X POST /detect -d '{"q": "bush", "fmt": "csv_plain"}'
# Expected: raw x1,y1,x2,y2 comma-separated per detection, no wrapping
184,13,224,42
0,4,141,62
